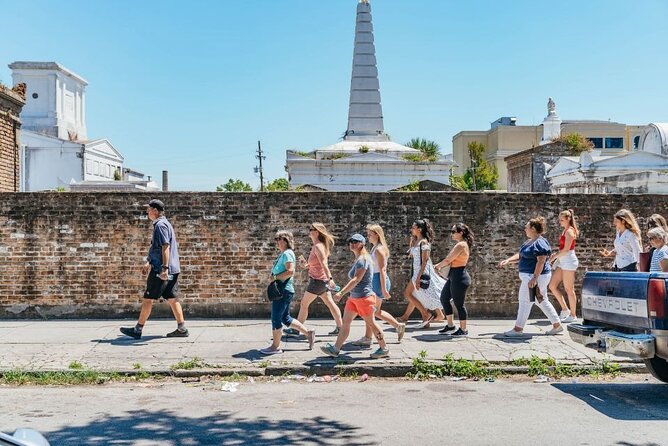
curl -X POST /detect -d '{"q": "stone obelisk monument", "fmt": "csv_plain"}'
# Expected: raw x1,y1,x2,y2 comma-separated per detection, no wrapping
345,0,389,142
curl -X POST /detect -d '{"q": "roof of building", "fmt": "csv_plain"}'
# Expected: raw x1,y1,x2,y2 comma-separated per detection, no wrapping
8,61,88,85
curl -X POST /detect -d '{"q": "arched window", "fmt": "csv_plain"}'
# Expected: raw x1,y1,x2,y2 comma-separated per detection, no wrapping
633,135,640,150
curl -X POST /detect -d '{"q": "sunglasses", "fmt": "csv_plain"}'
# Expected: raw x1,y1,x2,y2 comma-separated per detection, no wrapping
348,240,362,245
309,227,317,232
274,237,284,241
451,229,460,234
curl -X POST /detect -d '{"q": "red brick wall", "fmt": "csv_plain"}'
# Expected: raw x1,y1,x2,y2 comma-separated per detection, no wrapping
0,192,665,319
0,86,25,192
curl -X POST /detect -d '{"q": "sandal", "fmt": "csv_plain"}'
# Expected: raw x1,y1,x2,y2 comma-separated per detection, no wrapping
415,315,434,329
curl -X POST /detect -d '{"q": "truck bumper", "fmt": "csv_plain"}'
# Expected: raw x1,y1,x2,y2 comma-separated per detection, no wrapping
568,323,656,359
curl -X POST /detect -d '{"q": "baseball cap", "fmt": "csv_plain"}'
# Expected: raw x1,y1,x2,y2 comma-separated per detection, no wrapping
144,199,165,212
348,233,366,244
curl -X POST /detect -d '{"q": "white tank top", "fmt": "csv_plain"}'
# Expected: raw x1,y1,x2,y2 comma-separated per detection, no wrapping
370,244,387,274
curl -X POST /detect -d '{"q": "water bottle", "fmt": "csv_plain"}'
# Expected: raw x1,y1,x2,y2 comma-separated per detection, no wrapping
328,284,341,292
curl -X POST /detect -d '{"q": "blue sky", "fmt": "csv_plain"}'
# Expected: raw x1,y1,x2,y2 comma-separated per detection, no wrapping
1,0,666,191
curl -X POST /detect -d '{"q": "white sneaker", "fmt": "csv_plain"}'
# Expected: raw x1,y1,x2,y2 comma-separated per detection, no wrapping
503,329,526,337
351,336,372,347
559,310,571,320
546,326,564,335
561,315,577,323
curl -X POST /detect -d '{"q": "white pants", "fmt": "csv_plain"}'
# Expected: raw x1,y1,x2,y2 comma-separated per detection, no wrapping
515,273,560,329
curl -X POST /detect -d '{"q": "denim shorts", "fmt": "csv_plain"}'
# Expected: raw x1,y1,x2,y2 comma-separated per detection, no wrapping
371,273,391,299
271,290,294,330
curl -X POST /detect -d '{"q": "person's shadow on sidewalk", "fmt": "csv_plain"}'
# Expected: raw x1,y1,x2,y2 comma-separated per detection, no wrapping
91,336,164,346
413,334,446,342
478,333,537,343
232,349,264,361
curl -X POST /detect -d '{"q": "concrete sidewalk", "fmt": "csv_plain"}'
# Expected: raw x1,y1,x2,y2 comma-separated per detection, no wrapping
0,319,643,376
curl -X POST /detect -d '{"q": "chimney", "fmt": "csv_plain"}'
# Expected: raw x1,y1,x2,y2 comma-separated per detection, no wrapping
162,170,169,191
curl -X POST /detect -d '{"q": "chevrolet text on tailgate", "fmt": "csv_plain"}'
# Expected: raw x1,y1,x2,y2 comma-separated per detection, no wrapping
568,271,668,383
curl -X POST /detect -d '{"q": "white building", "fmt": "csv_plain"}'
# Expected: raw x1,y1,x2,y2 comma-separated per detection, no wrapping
547,123,668,194
286,0,455,192
10,61,157,192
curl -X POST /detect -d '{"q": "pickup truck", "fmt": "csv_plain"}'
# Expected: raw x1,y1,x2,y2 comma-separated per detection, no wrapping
567,271,668,383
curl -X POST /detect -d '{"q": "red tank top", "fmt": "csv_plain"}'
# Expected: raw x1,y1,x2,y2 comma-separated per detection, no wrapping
559,230,576,251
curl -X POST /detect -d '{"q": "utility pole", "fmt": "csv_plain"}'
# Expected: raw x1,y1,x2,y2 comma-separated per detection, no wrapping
255,140,266,191
469,148,478,192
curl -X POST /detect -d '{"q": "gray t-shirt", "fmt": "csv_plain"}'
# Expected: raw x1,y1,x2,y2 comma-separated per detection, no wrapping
148,216,181,274
348,255,373,298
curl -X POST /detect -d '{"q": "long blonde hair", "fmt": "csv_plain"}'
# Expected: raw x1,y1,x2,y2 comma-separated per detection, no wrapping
311,222,335,255
615,209,641,242
366,224,390,258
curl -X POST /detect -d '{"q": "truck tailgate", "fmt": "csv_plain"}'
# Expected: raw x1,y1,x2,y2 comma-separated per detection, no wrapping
581,272,650,329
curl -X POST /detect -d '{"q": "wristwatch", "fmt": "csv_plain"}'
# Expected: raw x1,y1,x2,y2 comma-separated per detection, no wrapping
161,265,169,271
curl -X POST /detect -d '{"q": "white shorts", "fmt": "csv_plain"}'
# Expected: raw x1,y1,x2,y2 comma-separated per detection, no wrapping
554,250,578,271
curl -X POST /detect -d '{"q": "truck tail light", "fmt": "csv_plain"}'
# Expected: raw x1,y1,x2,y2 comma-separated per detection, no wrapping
648,279,667,318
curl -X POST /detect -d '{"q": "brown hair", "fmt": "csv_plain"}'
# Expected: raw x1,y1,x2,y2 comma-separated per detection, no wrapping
614,209,641,242
413,219,435,242
559,209,580,237
528,216,547,235
274,230,294,250
452,223,474,248
310,222,335,255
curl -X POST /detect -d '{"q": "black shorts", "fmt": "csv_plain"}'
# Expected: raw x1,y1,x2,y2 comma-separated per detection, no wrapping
144,272,180,300
306,278,329,296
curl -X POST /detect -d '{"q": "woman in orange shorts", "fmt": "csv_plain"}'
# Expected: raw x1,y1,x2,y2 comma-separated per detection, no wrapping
320,233,389,359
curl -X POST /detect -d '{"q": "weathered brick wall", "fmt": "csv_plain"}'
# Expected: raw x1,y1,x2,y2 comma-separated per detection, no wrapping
0,192,666,319
0,85,25,192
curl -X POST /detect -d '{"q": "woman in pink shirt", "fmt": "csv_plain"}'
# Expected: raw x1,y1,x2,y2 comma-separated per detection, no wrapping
285,223,343,337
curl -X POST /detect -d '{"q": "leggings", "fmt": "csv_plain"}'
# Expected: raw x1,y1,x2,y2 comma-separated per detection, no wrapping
440,267,471,320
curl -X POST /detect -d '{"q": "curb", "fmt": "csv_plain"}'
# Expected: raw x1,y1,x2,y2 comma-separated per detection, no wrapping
0,361,647,379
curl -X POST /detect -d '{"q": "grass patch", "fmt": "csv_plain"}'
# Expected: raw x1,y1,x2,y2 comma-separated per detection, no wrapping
323,153,350,160
409,351,495,379
68,360,84,370
411,353,622,380
1,370,120,386
170,357,205,371
132,363,142,370
257,360,270,368
513,356,621,378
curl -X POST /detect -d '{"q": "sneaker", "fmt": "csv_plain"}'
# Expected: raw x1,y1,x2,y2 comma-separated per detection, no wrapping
438,325,457,335
546,325,564,335
561,315,577,323
120,327,141,340
370,347,390,359
451,328,469,337
259,346,283,355
352,336,372,347
503,329,526,338
283,328,300,337
397,323,406,343
306,330,316,350
559,309,571,320
328,327,341,336
166,328,189,338
320,343,340,357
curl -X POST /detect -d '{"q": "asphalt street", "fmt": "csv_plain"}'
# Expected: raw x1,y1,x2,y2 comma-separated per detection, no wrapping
2,375,667,446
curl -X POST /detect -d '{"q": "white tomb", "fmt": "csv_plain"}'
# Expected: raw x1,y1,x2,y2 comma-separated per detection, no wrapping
286,0,455,192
